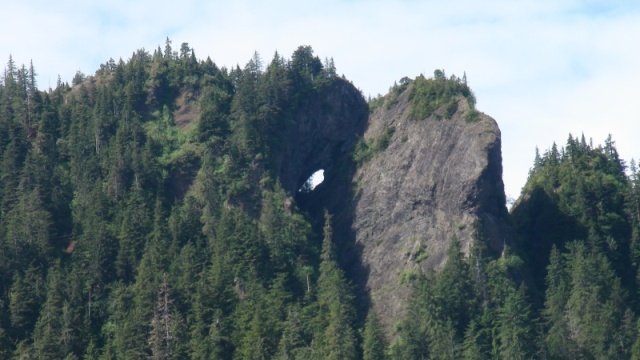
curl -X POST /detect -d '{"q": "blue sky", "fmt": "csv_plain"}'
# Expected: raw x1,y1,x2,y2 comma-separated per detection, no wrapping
2,0,639,202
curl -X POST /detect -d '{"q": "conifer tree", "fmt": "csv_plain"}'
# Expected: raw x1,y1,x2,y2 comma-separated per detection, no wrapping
433,236,474,337
0,316,9,359
9,265,45,340
389,274,431,360
362,310,387,360
276,308,309,359
462,320,487,360
148,276,184,359
315,211,357,359
543,245,575,358
32,264,65,359
497,285,536,360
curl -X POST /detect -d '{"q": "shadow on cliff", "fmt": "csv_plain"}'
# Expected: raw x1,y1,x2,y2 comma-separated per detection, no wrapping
279,77,373,326
295,152,373,324
267,76,372,326
510,186,585,307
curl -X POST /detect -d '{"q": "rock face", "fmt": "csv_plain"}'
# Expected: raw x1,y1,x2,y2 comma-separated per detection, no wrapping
351,88,510,334
282,79,510,337
275,78,368,195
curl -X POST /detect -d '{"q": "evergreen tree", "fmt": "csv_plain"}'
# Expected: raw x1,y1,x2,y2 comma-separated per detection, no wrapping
31,264,65,359
462,320,487,360
389,274,431,360
276,308,310,360
362,310,387,360
497,285,536,360
543,245,576,358
9,265,45,340
148,276,185,359
432,236,474,337
8,43,640,360
314,211,358,359
0,314,10,359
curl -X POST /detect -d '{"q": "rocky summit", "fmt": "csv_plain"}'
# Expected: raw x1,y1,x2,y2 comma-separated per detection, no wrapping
350,86,511,334
295,79,512,336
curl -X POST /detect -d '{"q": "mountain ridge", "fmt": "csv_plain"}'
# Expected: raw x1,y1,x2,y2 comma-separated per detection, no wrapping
4,43,635,359
339,78,511,334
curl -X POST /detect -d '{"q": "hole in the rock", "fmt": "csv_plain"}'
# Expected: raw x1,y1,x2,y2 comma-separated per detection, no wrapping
298,169,325,193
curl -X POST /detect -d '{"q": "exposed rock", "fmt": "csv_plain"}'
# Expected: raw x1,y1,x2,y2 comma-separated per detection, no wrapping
351,86,510,335
278,77,510,338
174,87,200,130
275,78,369,195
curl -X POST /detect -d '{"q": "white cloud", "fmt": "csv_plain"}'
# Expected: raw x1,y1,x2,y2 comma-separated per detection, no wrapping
2,0,639,200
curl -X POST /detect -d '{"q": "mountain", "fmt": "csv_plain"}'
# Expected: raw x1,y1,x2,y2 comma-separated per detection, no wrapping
2,41,640,359
347,74,511,334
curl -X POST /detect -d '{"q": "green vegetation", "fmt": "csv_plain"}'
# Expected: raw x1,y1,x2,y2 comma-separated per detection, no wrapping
388,134,640,359
363,311,387,360
511,134,638,359
2,38,640,359
354,127,396,165
464,108,481,123
413,243,428,263
391,235,536,359
368,94,385,113
408,70,476,120
368,77,409,114
0,42,359,359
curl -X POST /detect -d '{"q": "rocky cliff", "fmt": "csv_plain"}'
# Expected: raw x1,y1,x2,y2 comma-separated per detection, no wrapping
275,78,369,195
289,77,511,336
348,84,510,334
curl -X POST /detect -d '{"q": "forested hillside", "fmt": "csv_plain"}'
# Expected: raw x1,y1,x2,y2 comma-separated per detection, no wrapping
2,40,640,359
0,41,365,359
391,134,640,359
510,135,640,359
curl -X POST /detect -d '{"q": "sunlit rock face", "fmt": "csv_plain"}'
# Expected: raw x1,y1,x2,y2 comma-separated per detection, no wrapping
346,90,510,336
275,77,510,338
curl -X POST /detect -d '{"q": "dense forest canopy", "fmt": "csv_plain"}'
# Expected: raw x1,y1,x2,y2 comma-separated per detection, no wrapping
1,39,640,359
0,40,360,359
394,135,640,359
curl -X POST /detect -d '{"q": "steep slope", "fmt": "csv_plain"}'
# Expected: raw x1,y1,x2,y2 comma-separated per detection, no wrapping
6,39,640,358
511,136,633,296
274,78,368,195
507,137,637,359
350,79,511,333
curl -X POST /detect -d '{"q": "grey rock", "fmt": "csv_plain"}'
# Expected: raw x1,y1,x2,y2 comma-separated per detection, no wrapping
351,88,510,335
283,79,510,338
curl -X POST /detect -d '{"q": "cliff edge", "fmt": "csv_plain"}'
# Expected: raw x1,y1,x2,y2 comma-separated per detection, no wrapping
352,81,511,334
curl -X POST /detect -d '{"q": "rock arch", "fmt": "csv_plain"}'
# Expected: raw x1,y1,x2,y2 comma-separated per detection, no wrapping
273,78,368,196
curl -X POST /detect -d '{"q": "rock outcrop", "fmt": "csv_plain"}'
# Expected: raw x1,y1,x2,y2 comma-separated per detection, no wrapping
285,78,511,337
349,87,510,334
275,78,369,195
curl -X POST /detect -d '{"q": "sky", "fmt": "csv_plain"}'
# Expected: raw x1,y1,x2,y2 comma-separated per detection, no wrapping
2,0,639,202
